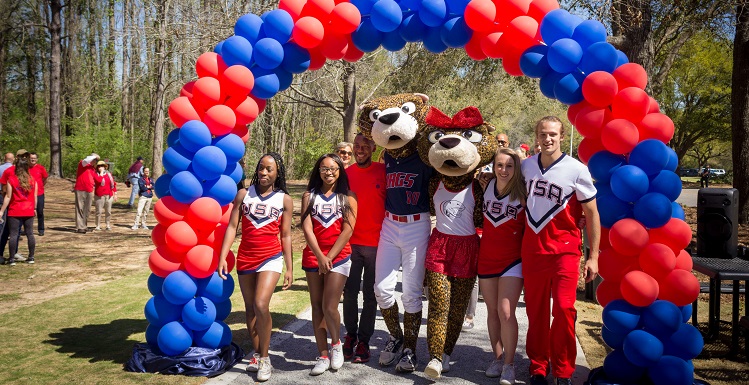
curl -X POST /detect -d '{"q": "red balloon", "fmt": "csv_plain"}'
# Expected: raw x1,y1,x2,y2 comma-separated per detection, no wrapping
528,0,560,23
148,246,184,277
576,136,605,164
582,71,618,107
220,203,233,227
620,270,659,307
151,223,167,248
495,0,531,25
674,249,694,271
181,81,196,99
599,248,638,282
168,97,201,128
196,52,228,79
308,47,327,70
575,106,611,139
481,32,505,59
658,269,700,306
320,32,348,60
184,244,219,279
293,16,325,49
465,0,497,32
226,250,236,273
153,196,189,226
231,124,250,143
301,0,335,23
279,0,305,20
638,112,675,143
639,243,676,279
250,94,267,114
611,87,651,122
613,63,648,91
648,218,693,253
601,118,638,155
329,2,361,34
187,197,223,233
596,279,622,307
566,100,590,126
234,96,260,126
502,48,524,77
204,105,236,136
343,37,365,62
192,77,223,111
648,97,660,113
165,221,198,254
222,65,255,97
609,218,649,257
213,224,229,249
600,226,612,250
502,16,539,53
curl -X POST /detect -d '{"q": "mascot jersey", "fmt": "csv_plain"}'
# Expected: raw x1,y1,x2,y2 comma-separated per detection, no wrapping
302,190,352,271
478,179,525,278
521,153,596,258
237,185,284,272
384,152,433,215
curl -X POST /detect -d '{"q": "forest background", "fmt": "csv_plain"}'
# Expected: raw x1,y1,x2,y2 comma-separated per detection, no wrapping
0,0,748,222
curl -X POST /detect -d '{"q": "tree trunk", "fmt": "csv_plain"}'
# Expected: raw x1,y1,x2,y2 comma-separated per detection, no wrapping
48,0,63,177
149,0,169,179
732,2,749,224
341,62,357,143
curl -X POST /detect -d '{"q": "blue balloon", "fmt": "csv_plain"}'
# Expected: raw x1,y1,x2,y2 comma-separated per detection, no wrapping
193,321,232,349
275,67,293,91
539,70,564,99
213,134,245,164
399,14,427,42
162,270,198,305
146,323,160,350
579,41,618,74
162,145,192,175
182,296,217,332
214,40,225,55
197,272,236,304
540,9,582,45
602,325,626,350
351,0,377,14
594,181,612,198
597,193,633,227
371,0,403,33
589,151,626,183
548,38,583,74
154,174,172,198
419,0,448,27
423,26,448,53
624,330,663,367
642,300,682,338
649,170,682,202
603,350,646,383
663,323,703,360
253,38,285,70
611,165,650,203
382,30,408,51
445,0,469,14
554,72,585,105
629,139,670,176
221,35,254,68
352,19,384,52
202,175,238,206
602,299,642,335
648,356,693,385
250,67,280,99
520,45,551,79
192,146,228,181
261,9,294,43
215,298,233,321
144,294,182,327
224,162,243,184
157,321,193,356
671,201,685,220
572,19,607,50
440,17,472,48
281,43,310,73
616,49,629,67
679,304,692,323
634,192,672,228
235,13,264,43
664,146,678,172
148,273,166,296
179,120,212,153
166,129,180,148
170,171,203,204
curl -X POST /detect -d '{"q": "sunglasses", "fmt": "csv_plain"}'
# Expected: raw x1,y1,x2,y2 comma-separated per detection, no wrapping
337,150,353,156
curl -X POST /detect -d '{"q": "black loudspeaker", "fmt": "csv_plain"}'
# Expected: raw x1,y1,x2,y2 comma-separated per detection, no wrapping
697,188,739,259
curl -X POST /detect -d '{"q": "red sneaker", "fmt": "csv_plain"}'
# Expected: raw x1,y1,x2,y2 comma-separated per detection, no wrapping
353,341,370,363
343,334,357,360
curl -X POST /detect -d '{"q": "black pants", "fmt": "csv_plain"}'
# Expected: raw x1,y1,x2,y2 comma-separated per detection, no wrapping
36,194,45,232
700,176,709,188
9,216,35,261
343,245,378,344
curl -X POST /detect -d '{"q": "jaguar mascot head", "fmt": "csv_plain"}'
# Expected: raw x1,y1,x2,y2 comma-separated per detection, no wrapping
358,93,430,158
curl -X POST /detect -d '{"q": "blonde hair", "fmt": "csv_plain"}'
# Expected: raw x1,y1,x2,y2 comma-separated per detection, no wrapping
494,148,527,203
534,116,565,138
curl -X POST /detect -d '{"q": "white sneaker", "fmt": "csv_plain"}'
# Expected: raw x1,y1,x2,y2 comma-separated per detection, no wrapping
485,359,502,378
379,335,403,366
462,319,474,331
14,253,26,262
499,363,516,384
441,354,450,372
94,226,101,231
141,225,149,230
256,357,272,382
131,225,138,230
246,353,260,372
424,358,442,380
310,356,330,376
330,342,344,370
105,226,112,231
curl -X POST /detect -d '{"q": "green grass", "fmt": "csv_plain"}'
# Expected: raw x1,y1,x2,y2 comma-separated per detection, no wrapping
0,253,309,385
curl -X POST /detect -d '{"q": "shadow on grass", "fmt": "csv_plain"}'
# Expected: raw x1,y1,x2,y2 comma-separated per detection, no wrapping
43,318,148,364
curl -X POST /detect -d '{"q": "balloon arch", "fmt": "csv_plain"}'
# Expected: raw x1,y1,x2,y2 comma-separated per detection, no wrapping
144,0,703,383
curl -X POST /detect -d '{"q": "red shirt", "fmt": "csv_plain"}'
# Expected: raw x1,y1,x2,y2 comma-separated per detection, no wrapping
94,172,117,197
6,173,37,217
75,160,96,192
29,164,48,196
0,166,14,185
346,162,386,247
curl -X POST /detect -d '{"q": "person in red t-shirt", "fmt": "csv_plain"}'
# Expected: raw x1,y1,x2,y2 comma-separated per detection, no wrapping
93,161,117,231
74,153,99,233
0,156,37,266
342,133,386,363
29,152,48,235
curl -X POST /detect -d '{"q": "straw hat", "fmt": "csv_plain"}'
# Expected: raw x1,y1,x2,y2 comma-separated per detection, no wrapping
96,161,108,169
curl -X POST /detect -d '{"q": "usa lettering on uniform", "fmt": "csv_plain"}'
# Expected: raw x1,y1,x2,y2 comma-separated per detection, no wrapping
527,178,564,206
243,202,282,221
483,200,519,220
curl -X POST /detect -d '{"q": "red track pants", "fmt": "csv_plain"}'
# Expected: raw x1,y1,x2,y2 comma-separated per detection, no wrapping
522,253,580,378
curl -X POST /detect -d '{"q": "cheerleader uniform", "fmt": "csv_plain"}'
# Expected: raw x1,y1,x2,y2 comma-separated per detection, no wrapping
478,179,525,279
302,190,352,276
236,185,285,274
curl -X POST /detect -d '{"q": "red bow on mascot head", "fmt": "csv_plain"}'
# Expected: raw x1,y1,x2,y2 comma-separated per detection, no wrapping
425,106,484,129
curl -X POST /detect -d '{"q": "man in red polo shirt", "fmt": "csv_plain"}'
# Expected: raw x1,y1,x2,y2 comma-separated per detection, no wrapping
74,153,99,233
29,152,48,235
